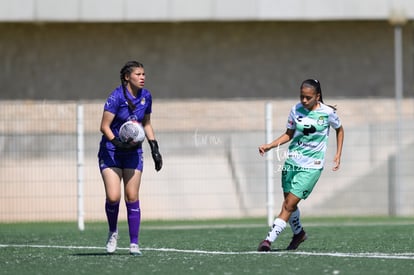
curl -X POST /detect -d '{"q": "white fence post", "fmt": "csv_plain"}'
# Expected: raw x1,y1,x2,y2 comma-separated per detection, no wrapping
76,104,85,231
265,102,274,226
390,11,406,216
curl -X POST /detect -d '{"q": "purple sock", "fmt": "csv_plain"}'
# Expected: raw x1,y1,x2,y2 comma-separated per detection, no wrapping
126,200,141,244
105,200,120,233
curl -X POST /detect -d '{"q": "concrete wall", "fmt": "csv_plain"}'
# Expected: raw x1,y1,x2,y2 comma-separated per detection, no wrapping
1,0,414,22
1,21,412,100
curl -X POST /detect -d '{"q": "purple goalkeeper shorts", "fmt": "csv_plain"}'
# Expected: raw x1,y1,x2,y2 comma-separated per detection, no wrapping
98,148,144,172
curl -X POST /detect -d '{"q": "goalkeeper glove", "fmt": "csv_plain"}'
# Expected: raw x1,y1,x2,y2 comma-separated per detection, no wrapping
148,140,163,171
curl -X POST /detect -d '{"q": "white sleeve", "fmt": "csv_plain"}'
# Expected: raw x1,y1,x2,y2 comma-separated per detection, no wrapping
286,107,296,129
329,110,341,129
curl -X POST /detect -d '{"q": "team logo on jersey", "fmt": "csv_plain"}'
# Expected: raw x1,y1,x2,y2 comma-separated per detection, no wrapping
317,116,325,126
140,97,146,105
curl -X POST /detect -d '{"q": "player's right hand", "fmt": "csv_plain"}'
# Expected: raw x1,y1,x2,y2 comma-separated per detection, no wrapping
111,137,139,151
258,144,269,156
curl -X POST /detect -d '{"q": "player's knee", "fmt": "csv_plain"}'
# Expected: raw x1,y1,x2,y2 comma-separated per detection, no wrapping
107,198,120,204
106,195,121,204
282,201,296,213
125,194,139,202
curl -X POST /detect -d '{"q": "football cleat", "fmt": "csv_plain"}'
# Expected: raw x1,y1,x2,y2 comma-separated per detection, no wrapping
286,229,307,250
257,240,271,252
129,243,142,256
106,231,118,254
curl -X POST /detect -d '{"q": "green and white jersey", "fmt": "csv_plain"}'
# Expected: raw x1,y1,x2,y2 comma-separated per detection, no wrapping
285,102,341,169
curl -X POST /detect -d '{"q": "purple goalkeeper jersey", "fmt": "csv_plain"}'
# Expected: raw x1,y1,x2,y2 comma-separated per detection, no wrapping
99,85,152,151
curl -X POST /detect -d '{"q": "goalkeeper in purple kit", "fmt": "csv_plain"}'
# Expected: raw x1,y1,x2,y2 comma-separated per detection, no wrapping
98,61,163,256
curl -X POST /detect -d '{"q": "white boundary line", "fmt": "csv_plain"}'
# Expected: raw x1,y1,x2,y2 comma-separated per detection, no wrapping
1,244,414,260
143,221,414,230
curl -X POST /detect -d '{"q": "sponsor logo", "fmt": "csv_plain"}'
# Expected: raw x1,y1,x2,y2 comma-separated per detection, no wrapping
297,141,318,148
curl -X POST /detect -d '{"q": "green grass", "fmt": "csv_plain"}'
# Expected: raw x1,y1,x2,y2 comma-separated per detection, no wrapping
1,217,414,275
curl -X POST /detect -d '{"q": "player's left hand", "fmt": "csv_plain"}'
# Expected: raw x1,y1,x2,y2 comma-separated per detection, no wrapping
332,156,341,171
148,140,163,171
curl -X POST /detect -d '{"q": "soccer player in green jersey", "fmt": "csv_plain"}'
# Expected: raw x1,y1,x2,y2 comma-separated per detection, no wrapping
257,79,344,251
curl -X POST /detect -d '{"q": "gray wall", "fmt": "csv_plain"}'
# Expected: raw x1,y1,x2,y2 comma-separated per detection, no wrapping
0,21,412,100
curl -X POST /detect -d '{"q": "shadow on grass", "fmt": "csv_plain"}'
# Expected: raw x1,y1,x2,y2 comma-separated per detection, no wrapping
270,249,285,252
71,252,112,256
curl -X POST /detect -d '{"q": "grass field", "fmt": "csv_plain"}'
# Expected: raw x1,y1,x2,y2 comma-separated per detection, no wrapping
1,217,414,275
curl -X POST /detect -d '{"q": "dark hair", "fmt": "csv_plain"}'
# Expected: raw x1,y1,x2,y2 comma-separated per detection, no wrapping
300,79,336,110
120,61,144,111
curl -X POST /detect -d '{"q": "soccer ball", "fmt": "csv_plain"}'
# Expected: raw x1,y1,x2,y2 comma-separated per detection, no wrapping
119,121,145,144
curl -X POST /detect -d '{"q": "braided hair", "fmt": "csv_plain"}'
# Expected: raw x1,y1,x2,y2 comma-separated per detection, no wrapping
301,79,336,110
120,61,144,111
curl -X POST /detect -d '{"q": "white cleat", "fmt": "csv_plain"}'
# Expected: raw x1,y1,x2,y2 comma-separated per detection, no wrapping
106,232,118,254
129,243,142,256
